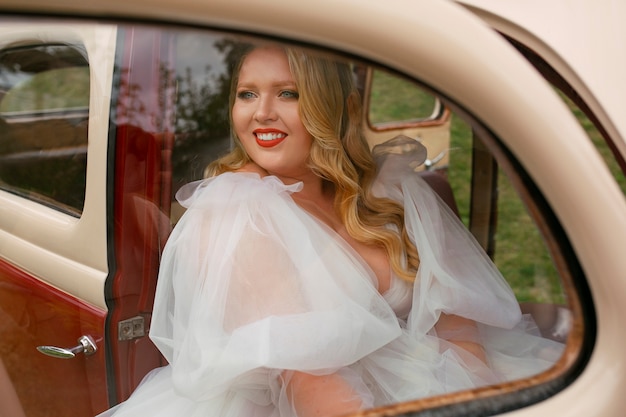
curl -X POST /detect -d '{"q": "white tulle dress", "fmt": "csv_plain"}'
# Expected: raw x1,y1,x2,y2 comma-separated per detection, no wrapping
98,137,564,417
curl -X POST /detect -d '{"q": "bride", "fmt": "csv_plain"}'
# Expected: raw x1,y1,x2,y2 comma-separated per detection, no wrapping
99,43,563,417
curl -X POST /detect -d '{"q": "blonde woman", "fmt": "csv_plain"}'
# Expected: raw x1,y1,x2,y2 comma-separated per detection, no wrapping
100,45,562,417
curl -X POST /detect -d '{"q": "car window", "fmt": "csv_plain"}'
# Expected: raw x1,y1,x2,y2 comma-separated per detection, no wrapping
0,42,89,215
449,112,566,303
110,26,585,414
0,18,593,417
160,33,582,414
111,24,578,358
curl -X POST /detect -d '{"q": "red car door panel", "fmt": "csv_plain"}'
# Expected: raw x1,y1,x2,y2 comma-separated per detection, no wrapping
0,260,108,417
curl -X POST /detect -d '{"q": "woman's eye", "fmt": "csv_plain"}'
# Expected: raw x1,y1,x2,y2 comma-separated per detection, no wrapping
279,90,299,99
237,91,255,100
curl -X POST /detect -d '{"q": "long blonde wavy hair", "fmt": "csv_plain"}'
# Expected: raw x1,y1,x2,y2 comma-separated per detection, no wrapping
207,45,419,282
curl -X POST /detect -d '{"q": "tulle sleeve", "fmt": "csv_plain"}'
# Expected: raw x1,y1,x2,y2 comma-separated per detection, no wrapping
371,136,522,338
149,173,401,402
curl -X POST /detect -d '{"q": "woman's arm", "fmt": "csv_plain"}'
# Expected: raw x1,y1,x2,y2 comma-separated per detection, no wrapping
286,371,363,417
435,313,487,364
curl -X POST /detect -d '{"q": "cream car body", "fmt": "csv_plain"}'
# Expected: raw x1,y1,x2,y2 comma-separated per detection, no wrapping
0,0,624,416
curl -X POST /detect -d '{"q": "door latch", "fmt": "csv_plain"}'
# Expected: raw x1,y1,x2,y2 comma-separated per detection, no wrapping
118,316,145,341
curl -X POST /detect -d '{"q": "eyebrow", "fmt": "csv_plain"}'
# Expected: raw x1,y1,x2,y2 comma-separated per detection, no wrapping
236,81,297,89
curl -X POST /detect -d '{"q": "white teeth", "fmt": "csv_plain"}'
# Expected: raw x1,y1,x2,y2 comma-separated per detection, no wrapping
256,132,286,141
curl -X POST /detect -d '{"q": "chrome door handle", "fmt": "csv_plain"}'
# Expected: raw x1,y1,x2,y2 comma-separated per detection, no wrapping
36,335,97,359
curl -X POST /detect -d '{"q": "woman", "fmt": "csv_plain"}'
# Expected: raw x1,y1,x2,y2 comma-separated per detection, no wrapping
100,44,562,417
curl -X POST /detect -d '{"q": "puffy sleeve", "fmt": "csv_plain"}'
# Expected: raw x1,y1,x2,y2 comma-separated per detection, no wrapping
149,173,401,402
371,136,522,338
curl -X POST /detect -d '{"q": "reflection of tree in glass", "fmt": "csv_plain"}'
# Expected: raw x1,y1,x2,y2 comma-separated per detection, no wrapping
115,66,147,129
175,65,227,133
107,39,254,188
0,44,89,213
170,39,251,187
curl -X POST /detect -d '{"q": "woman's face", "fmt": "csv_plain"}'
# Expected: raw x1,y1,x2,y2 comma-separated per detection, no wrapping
232,47,314,180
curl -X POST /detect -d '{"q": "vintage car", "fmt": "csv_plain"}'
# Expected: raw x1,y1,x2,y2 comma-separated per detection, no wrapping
0,0,624,416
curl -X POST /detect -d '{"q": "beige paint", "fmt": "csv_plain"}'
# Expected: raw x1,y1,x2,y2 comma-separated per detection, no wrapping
361,67,451,170
0,0,624,415
0,23,117,309
457,0,626,163
452,2,626,416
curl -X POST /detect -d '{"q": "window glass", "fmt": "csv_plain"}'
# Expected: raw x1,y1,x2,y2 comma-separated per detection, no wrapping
170,34,234,191
160,32,576,409
0,21,581,416
0,19,593,417
366,67,567,314
448,114,565,307
0,43,89,214
495,171,565,304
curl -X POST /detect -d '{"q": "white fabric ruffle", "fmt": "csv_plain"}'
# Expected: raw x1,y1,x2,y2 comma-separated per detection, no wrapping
98,136,564,417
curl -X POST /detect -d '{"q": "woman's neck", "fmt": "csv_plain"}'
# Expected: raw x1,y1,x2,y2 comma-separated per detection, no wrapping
292,177,334,209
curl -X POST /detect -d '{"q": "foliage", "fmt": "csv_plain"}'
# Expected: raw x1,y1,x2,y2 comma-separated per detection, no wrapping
0,67,89,113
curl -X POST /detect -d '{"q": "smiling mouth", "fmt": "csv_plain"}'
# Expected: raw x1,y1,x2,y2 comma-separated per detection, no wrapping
255,131,287,148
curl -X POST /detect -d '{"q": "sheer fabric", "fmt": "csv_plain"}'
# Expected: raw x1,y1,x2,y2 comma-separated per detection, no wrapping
98,137,563,417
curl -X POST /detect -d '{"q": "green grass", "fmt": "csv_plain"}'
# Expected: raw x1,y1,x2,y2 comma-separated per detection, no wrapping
0,67,89,113
368,70,438,124
447,113,563,303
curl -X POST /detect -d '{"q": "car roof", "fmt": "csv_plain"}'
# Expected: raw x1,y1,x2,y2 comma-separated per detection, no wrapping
3,0,623,150
457,0,626,158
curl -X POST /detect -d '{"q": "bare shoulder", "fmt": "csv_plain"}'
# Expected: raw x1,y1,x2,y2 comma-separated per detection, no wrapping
235,161,269,177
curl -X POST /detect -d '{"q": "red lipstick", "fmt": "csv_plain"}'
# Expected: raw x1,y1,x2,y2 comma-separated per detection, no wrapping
254,128,287,148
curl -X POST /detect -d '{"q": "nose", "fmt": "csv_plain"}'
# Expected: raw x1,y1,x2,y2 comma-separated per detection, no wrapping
254,96,278,122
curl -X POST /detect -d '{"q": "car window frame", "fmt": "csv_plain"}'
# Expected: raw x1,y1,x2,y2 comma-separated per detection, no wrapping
0,8,608,411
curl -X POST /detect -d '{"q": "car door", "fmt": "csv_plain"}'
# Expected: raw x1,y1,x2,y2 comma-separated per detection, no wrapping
0,24,115,416
102,25,177,405
0,22,177,415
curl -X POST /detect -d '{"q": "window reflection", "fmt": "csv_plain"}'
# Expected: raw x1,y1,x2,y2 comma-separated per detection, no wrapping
0,43,89,214
111,28,571,397
152,33,570,412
